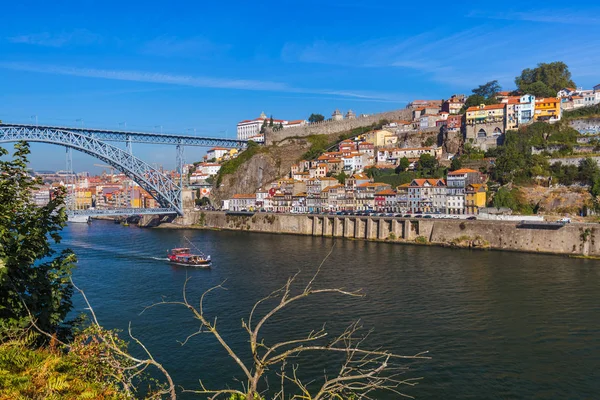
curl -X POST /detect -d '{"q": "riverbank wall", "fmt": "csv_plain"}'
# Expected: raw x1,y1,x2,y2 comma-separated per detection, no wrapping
171,211,600,257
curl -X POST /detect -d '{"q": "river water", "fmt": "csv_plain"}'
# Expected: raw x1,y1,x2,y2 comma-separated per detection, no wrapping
60,221,600,399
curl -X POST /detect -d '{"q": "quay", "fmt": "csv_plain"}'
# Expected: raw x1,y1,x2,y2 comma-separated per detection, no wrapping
167,211,600,257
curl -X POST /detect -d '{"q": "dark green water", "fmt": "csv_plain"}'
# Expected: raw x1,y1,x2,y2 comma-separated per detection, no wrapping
60,221,600,399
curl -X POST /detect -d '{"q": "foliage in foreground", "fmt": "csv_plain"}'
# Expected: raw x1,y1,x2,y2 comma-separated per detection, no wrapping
0,142,76,340
0,324,173,400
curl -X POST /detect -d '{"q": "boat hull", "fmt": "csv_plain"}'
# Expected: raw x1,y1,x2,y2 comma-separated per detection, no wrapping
68,215,90,223
168,260,212,268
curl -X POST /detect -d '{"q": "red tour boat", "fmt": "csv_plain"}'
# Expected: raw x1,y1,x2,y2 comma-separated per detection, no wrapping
167,248,211,267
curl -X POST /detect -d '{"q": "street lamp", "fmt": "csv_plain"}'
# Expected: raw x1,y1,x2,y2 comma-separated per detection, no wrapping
76,118,84,128
118,122,127,130
154,125,163,133
186,128,197,136
30,115,38,127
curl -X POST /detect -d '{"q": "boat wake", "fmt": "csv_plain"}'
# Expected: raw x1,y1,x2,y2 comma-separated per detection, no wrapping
151,257,170,261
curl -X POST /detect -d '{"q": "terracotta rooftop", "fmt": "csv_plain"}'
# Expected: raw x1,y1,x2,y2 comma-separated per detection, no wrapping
448,168,479,175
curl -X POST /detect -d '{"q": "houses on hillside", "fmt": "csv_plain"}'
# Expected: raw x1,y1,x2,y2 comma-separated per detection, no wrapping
227,169,487,215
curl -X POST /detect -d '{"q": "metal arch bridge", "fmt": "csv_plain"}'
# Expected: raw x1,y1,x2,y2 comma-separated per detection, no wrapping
0,123,248,217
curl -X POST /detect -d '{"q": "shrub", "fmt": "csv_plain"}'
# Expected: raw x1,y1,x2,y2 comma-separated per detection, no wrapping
415,236,428,244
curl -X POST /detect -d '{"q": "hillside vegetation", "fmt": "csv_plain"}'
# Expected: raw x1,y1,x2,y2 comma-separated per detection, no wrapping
564,104,600,119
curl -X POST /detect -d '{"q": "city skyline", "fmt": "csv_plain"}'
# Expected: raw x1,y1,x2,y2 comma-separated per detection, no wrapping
1,0,599,170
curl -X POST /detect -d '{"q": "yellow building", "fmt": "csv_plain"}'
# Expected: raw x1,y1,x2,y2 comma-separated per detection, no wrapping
465,183,487,215
74,189,93,210
363,130,397,147
465,104,506,125
228,148,238,159
534,97,561,122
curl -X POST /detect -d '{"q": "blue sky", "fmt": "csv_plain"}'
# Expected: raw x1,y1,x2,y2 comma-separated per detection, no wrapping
1,0,599,171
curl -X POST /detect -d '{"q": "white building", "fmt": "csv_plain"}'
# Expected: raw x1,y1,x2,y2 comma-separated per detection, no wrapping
236,112,302,140
206,147,230,161
584,92,600,107
446,168,482,214
197,163,221,176
237,112,269,140
230,194,256,211
517,94,535,124
283,120,307,129
189,172,210,184
342,153,368,173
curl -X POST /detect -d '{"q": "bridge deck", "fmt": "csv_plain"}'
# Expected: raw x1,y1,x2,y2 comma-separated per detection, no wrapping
67,208,178,217
1,123,247,148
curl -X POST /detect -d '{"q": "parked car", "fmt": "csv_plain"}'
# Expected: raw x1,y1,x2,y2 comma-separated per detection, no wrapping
414,214,423,218
403,214,411,218
424,215,433,219
557,217,571,224
467,216,477,220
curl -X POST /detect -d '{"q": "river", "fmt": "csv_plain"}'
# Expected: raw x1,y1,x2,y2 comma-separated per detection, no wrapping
60,220,600,399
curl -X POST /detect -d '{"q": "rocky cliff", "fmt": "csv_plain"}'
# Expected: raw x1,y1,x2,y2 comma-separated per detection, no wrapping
211,138,311,204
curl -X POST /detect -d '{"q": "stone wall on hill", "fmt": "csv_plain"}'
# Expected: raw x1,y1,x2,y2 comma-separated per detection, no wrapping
266,108,413,144
569,118,600,134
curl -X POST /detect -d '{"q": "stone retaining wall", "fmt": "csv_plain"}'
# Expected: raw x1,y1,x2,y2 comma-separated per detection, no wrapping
174,211,599,256
266,109,413,144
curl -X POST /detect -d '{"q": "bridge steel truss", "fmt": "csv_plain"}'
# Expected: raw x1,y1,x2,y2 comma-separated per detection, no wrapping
0,125,184,215
2,124,248,148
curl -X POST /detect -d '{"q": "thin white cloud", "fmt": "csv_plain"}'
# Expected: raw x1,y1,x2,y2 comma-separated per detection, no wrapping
140,35,231,57
467,9,600,24
281,24,600,90
0,61,401,101
7,29,102,47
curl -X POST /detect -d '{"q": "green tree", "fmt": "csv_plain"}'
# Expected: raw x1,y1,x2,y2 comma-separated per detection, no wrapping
492,187,534,214
396,157,410,174
578,157,599,185
460,94,499,113
450,157,462,171
260,119,268,134
0,142,76,338
417,154,438,176
515,61,575,94
308,113,325,123
472,80,501,99
335,171,348,184
269,115,274,127
519,81,556,98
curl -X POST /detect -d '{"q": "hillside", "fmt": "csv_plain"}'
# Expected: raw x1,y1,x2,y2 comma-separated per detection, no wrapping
211,138,311,203
212,113,420,203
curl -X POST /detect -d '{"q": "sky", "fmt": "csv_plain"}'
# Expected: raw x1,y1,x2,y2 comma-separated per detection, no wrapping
1,0,599,171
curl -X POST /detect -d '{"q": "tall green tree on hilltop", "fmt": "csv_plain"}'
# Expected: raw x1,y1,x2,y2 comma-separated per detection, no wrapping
0,142,76,339
308,113,325,123
515,61,576,97
460,80,501,113
472,80,502,99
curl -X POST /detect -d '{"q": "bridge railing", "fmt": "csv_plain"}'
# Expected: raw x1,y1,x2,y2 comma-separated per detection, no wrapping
67,208,178,217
